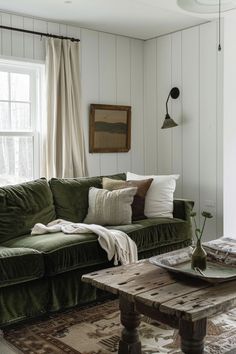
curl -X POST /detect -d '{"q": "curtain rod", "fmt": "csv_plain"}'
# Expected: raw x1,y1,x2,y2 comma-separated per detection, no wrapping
0,25,80,42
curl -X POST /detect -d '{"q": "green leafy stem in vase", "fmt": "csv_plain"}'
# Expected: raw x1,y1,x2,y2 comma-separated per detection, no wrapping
190,211,213,242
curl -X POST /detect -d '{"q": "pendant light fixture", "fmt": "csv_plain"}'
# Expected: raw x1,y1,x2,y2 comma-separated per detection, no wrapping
161,87,179,129
177,0,236,51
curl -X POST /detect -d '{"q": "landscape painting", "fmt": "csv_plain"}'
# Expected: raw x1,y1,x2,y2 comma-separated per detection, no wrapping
89,104,131,152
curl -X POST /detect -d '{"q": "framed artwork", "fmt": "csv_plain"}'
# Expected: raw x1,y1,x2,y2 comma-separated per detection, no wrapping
89,104,131,153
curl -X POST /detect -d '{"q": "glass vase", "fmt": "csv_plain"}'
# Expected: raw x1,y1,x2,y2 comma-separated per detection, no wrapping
191,239,207,271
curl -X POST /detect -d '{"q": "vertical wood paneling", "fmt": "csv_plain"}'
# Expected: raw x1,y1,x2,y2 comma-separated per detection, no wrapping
47,22,60,35
11,15,24,57
223,15,236,237
145,22,222,240
67,25,81,39
23,17,34,59
99,32,117,175
182,27,200,223
144,39,157,174
80,29,100,176
199,22,217,239
1,13,11,56
171,31,182,197
0,14,2,56
156,35,172,175
59,24,67,36
216,20,223,237
144,21,222,240
116,36,131,173
33,19,47,60
131,39,144,174
99,33,116,106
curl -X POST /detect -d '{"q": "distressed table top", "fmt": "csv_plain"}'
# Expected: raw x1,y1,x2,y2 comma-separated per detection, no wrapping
82,260,236,321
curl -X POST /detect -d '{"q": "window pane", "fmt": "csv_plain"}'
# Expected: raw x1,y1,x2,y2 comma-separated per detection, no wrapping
0,102,9,130
0,72,9,100
10,73,30,102
11,103,31,131
0,136,33,186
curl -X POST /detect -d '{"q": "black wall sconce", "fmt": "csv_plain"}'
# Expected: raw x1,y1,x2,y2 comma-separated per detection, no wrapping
161,87,180,129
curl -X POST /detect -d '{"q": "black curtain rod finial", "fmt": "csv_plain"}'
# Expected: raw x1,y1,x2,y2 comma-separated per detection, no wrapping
0,25,80,42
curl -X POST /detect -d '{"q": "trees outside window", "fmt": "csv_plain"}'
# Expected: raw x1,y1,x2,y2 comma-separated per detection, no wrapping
0,60,44,186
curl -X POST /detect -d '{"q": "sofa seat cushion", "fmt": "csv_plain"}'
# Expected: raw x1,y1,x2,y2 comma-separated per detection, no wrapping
3,218,189,276
0,247,44,288
0,178,56,243
3,233,108,276
109,217,189,253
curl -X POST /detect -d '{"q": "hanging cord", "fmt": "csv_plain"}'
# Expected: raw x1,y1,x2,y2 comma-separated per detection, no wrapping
218,0,221,51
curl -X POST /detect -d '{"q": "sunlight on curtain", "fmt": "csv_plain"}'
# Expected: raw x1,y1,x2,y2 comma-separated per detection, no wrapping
43,38,87,178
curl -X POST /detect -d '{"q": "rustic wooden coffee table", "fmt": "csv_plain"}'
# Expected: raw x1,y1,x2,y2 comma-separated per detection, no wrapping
82,259,236,354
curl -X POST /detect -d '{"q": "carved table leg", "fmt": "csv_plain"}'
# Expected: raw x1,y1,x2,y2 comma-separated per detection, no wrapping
179,318,207,354
118,296,142,354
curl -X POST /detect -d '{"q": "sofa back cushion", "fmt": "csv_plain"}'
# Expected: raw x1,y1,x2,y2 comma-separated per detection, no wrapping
49,173,126,223
0,178,56,243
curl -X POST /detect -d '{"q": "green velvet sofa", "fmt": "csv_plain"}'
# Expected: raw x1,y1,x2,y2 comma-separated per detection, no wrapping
0,173,193,327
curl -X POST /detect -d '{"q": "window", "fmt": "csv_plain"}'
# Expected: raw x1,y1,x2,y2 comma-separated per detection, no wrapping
0,60,44,186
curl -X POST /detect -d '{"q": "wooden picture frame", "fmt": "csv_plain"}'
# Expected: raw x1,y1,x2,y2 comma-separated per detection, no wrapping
89,104,131,153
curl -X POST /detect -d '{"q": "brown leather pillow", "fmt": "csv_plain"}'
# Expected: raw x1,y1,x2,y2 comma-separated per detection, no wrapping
102,177,153,221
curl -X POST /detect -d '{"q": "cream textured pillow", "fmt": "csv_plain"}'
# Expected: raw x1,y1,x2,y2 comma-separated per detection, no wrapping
84,187,137,225
127,172,179,218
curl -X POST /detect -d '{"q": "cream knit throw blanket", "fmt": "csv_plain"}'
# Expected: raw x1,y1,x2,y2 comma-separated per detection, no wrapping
31,219,138,265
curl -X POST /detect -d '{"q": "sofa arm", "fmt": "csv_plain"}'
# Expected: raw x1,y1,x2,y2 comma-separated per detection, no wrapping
173,199,194,222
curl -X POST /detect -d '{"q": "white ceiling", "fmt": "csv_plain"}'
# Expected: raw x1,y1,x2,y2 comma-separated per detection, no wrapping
0,0,229,39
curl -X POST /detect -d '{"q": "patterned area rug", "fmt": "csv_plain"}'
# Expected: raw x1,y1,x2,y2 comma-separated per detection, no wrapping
3,300,236,354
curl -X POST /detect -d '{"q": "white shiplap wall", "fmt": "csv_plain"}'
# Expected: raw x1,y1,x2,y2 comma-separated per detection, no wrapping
0,12,144,177
144,21,223,240
223,13,236,238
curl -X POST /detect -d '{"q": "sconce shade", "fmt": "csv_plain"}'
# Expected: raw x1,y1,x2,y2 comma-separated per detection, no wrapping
161,113,178,129
161,87,180,129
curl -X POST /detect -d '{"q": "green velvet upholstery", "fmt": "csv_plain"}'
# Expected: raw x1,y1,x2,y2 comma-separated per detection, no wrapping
0,278,48,326
173,199,194,222
3,216,192,277
47,265,111,312
109,217,192,252
0,247,44,288
0,267,110,327
0,173,194,328
49,173,126,222
3,233,107,276
0,178,56,243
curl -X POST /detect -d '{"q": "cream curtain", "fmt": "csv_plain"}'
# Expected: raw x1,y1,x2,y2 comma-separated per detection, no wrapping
43,38,87,178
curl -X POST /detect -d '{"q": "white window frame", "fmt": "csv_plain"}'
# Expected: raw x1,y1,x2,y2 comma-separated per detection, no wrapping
0,59,45,182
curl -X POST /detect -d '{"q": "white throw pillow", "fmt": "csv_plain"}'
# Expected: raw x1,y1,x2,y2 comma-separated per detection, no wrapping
127,172,179,218
84,186,137,225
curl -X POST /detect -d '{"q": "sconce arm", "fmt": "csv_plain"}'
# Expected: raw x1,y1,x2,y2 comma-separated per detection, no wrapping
166,92,171,115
